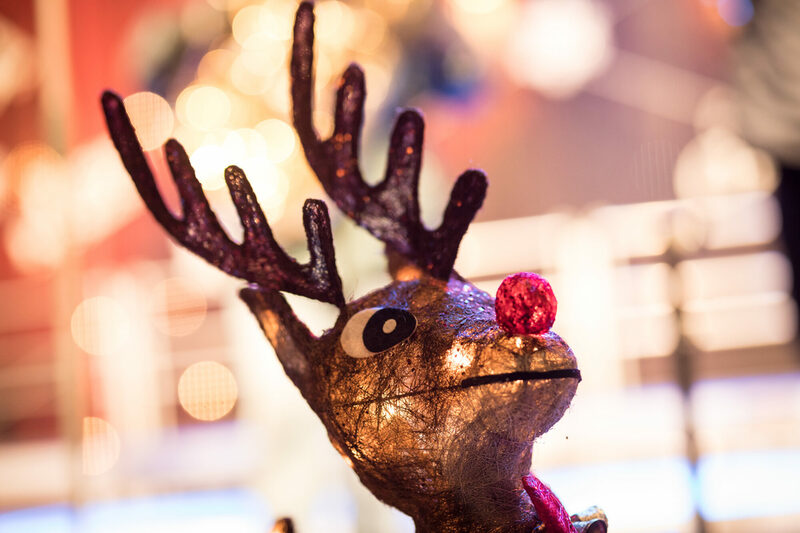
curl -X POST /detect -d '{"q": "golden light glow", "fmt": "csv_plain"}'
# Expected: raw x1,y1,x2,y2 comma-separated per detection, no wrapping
241,156,289,220
4,216,66,271
68,138,138,246
359,58,392,111
3,143,68,270
240,33,287,77
367,0,412,21
232,4,268,45
82,417,121,476
505,0,613,98
178,361,239,421
382,401,398,419
353,9,388,52
2,142,62,190
255,118,296,163
70,296,130,356
197,49,236,82
452,0,508,15
150,278,208,337
184,85,231,131
123,91,175,151
445,342,475,373
315,1,355,47
230,56,272,95
189,144,227,190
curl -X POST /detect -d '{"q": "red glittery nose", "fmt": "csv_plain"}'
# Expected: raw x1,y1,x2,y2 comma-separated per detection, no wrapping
495,272,557,335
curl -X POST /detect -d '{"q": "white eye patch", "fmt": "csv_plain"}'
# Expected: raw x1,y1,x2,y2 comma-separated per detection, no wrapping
340,307,417,358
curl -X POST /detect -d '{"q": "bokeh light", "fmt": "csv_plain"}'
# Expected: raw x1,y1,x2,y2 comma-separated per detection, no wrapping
2,142,62,193
505,0,613,98
68,138,139,246
123,92,175,151
150,278,208,337
3,142,69,271
451,0,508,15
315,1,355,48
673,128,777,198
240,156,289,220
82,417,121,476
70,296,130,356
232,4,268,45
178,361,239,421
183,86,231,131
189,144,228,190
197,48,236,82
4,215,66,271
255,119,296,163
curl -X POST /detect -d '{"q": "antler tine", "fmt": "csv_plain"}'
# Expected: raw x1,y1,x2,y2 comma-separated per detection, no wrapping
102,91,189,239
291,3,369,219
101,90,345,308
427,169,488,278
290,2,487,279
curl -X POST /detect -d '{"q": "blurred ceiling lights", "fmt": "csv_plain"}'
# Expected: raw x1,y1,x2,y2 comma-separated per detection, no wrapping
505,0,614,99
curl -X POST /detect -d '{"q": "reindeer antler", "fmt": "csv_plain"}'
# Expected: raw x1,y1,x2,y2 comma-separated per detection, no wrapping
291,2,487,280
101,91,345,308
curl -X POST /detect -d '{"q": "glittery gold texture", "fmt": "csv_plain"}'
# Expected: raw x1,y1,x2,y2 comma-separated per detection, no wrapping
241,277,581,532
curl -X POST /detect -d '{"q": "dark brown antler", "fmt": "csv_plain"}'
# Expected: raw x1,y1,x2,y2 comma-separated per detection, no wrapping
101,91,345,308
291,2,487,280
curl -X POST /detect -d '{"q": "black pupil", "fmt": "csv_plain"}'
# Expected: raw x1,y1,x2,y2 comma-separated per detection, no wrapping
362,308,416,353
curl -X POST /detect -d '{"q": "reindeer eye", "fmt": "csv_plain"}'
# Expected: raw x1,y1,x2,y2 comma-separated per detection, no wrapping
341,307,417,358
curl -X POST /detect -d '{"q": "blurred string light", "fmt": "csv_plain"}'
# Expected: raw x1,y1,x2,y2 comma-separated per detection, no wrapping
452,0,507,15
505,0,613,99
143,0,398,235
82,417,122,476
70,296,131,357
150,278,208,337
182,85,231,131
255,119,296,163
444,0,515,60
178,361,238,421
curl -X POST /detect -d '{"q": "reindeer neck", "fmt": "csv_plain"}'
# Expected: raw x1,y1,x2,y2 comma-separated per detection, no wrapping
411,435,539,533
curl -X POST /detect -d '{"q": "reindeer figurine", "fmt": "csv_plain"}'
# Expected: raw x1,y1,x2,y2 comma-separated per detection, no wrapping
101,3,607,532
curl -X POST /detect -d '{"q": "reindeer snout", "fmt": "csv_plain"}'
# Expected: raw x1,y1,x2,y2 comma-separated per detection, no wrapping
495,272,557,335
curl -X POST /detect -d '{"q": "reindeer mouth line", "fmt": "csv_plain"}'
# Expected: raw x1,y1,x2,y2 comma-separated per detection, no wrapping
460,368,582,388
336,369,581,408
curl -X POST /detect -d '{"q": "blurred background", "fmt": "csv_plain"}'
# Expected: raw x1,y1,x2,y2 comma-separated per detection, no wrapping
0,0,799,531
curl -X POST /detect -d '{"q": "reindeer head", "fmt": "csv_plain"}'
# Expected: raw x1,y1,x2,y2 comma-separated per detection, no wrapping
102,3,582,531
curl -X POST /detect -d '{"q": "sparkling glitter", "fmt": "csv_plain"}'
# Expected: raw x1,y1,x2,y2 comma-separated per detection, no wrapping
495,272,557,335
